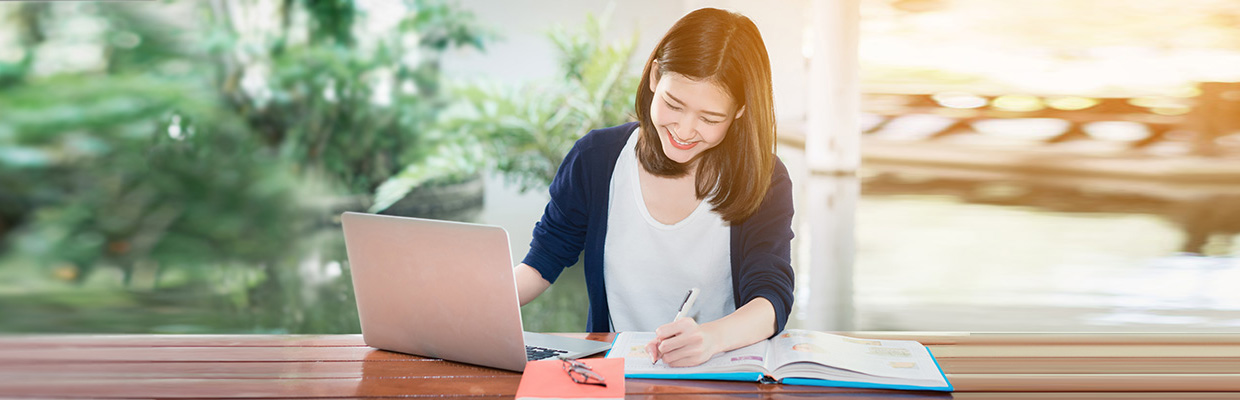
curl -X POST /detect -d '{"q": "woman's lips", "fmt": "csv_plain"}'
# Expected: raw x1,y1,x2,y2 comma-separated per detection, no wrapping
667,127,698,150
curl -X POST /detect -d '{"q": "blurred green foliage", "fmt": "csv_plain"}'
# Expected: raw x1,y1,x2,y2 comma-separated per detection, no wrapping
373,13,639,211
0,0,635,334
0,0,490,333
215,0,490,196
472,13,638,192
1,74,310,284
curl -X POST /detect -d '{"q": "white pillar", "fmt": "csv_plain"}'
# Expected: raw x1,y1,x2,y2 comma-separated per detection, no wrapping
800,0,860,331
807,0,860,173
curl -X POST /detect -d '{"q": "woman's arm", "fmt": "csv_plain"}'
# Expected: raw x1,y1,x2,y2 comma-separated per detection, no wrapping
732,159,796,335
645,297,775,367
518,132,604,306
515,263,552,306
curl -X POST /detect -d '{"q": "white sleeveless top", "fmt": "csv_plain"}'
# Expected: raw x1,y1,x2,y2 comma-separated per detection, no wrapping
604,128,734,332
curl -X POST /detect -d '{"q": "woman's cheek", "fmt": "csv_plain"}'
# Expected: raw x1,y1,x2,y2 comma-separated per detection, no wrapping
703,125,728,145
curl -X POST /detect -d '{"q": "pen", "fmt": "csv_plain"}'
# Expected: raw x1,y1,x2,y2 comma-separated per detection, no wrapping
653,287,700,365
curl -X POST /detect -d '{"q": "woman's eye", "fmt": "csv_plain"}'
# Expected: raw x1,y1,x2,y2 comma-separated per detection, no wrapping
665,101,682,111
702,117,721,125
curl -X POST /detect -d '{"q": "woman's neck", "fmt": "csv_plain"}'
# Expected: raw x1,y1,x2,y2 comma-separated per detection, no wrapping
638,160,703,225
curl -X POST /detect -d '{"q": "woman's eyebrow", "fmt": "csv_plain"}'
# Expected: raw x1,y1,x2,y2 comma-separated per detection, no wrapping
665,92,728,118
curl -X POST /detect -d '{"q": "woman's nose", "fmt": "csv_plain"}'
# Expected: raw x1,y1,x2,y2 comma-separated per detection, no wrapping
677,115,698,138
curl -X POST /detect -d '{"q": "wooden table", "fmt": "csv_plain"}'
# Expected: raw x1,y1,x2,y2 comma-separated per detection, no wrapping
1,332,1238,399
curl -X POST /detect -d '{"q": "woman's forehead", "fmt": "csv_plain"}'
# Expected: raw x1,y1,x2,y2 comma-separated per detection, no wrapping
658,72,737,114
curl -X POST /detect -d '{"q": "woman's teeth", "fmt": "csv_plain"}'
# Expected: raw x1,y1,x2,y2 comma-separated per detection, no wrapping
669,127,693,145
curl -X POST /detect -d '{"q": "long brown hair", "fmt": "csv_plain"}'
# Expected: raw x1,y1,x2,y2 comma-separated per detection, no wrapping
634,8,776,224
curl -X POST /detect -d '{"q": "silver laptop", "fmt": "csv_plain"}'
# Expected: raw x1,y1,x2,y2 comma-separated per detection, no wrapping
341,212,611,372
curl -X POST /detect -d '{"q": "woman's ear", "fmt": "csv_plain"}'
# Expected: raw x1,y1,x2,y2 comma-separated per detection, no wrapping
734,105,746,120
648,61,660,93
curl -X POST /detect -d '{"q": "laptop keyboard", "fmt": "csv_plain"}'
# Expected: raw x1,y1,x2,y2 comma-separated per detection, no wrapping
526,345,569,361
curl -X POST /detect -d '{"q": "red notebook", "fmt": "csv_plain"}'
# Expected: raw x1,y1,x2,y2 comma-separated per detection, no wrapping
515,358,625,400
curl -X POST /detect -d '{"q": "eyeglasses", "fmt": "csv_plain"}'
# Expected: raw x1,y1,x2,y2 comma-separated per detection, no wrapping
559,356,607,387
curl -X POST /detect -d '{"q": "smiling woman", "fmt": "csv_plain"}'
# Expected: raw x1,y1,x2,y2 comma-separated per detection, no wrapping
510,7,795,369
635,9,776,224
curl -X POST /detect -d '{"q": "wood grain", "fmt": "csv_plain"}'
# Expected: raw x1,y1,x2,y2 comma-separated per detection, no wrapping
2,333,1239,399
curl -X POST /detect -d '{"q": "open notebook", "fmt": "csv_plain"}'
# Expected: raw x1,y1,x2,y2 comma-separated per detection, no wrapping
605,329,952,392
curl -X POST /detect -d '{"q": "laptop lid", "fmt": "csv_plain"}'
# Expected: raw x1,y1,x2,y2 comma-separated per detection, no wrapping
341,212,528,372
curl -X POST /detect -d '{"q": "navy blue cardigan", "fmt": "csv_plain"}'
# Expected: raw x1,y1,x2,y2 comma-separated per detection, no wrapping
521,122,796,335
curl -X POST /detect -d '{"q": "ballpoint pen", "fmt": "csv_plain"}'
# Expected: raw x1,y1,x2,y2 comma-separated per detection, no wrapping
652,287,700,365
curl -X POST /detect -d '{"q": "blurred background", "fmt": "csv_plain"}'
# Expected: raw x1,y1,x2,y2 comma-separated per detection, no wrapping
0,0,1237,334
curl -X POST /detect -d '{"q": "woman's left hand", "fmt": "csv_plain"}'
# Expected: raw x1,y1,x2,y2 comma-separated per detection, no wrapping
644,318,719,367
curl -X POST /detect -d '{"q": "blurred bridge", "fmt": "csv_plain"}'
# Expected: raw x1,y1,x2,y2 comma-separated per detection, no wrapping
778,81,1240,256
860,81,1240,156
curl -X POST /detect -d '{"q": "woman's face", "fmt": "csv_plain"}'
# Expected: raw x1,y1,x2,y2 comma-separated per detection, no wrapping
648,68,744,167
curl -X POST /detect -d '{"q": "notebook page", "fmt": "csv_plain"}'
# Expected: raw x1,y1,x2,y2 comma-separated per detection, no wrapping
769,330,944,382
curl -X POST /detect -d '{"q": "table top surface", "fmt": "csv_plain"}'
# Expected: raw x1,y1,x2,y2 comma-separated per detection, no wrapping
1,332,1239,399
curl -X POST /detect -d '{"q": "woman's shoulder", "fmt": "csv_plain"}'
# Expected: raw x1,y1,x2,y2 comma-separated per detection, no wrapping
735,156,793,227
771,156,790,182
570,121,639,156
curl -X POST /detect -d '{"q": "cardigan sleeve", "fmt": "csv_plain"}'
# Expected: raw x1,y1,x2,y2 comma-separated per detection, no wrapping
733,159,796,336
520,139,593,284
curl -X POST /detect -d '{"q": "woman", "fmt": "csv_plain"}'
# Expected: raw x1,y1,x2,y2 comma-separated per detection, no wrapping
514,7,794,368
